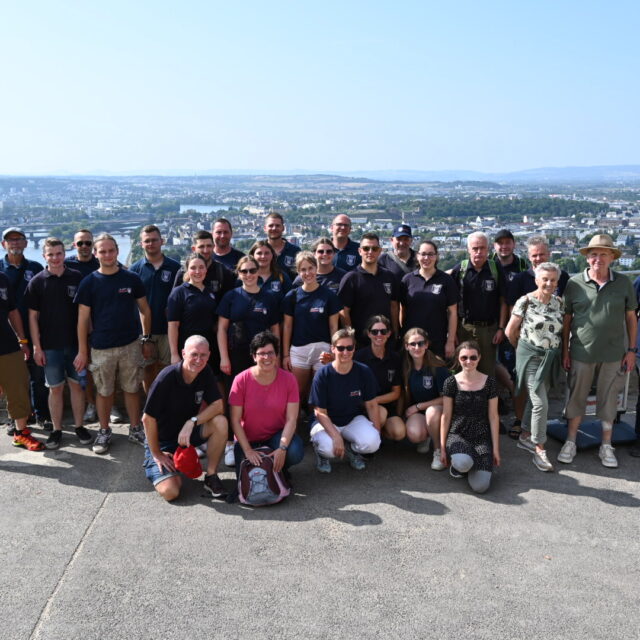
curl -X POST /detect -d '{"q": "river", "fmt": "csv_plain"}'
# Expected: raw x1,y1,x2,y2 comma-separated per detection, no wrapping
19,233,133,266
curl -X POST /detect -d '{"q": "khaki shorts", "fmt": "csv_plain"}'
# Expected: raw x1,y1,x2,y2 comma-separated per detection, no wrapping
143,334,171,367
90,340,144,396
0,350,31,419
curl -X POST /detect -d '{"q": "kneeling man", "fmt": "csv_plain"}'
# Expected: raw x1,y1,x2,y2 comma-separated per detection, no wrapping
142,335,228,501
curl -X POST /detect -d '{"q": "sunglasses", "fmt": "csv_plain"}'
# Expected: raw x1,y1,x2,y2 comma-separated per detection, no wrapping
335,344,355,352
361,246,381,252
316,249,334,254
407,340,426,348
460,355,478,361
238,267,258,275
76,241,93,247
369,328,389,336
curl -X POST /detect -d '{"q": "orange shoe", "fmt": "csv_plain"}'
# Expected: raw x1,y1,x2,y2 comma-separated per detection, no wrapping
12,431,45,451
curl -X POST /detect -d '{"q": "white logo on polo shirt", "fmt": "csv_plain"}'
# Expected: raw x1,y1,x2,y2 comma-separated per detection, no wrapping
24,270,34,281
346,255,356,266
383,283,392,295
0,288,7,300
428,284,443,295
483,279,495,292
195,390,204,404
284,256,294,267
67,286,77,298
161,270,172,283
388,369,395,382
210,281,219,292
270,281,281,293
422,376,433,389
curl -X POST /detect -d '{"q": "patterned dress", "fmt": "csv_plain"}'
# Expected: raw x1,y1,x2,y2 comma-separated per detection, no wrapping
443,375,498,471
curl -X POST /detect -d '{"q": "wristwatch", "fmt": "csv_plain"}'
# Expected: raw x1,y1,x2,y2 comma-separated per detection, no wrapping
279,444,288,452
628,347,638,353
190,416,198,426
140,334,153,344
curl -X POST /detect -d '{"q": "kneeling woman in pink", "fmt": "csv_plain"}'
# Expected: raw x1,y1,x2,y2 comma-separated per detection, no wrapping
228,331,304,479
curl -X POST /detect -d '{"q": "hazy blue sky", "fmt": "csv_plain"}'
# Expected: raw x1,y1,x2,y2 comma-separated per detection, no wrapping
1,0,638,175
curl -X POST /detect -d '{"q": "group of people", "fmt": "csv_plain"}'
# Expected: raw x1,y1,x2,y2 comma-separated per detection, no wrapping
1,212,638,503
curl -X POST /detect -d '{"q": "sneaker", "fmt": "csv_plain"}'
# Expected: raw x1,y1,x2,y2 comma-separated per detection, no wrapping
37,419,54,432
416,437,431,454
109,406,124,423
45,430,63,450
224,443,235,467
92,428,112,454
345,443,366,471
75,426,92,445
517,436,536,453
532,449,554,472
431,449,445,471
203,474,227,499
313,445,332,473
128,424,146,446
557,440,577,464
449,465,466,479
12,431,45,451
83,403,97,422
599,443,618,468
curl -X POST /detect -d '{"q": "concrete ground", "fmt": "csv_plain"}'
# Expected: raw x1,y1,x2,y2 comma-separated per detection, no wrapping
1,391,639,640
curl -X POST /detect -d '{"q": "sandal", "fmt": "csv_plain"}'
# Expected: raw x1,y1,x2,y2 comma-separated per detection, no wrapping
508,419,522,440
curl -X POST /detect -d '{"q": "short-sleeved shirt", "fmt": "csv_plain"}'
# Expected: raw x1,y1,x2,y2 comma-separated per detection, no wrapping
217,287,280,344
450,259,506,323
0,272,20,356
274,240,301,279
213,248,245,271
333,238,361,272
259,272,292,306
512,293,564,349
129,255,181,335
292,267,346,295
0,255,44,335
354,346,401,397
564,269,637,363
74,268,146,349
399,269,459,356
338,266,399,338
495,254,527,285
228,367,299,442
282,286,343,346
143,362,220,441
24,267,82,350
166,283,219,350
378,249,419,284
309,362,378,426
64,255,100,280
507,268,570,306
408,365,449,404
173,260,236,303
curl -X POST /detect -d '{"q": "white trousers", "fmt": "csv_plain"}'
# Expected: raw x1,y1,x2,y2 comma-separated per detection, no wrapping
310,415,381,458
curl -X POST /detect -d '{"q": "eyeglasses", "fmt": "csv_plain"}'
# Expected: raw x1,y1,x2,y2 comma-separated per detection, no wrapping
407,341,426,348
255,351,276,358
316,249,334,254
238,268,258,275
76,241,93,247
361,246,381,252
334,344,355,352
460,355,478,361
418,252,436,258
333,223,350,228
369,328,389,336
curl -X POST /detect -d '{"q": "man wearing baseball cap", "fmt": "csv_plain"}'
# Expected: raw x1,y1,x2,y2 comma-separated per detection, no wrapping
559,234,637,469
378,224,419,284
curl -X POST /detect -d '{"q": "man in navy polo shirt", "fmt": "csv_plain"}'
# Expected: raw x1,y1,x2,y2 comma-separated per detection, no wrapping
142,335,229,501
378,224,419,284
0,227,51,432
129,225,180,391
338,232,399,345
64,229,100,280
331,214,361,272
212,218,245,271
26,237,91,450
74,233,153,455
264,212,301,279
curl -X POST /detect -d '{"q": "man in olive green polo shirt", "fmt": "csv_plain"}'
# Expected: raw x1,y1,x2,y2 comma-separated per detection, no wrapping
559,234,637,469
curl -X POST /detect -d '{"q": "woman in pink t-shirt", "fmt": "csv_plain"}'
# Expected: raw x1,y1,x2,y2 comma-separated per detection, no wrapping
228,331,304,478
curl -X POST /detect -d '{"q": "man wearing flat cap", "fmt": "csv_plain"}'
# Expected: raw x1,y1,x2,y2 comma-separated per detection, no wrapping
559,234,637,469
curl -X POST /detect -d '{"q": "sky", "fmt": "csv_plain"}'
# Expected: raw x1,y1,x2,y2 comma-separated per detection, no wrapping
1,0,638,175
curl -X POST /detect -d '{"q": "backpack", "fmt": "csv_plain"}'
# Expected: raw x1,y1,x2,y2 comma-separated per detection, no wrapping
238,447,291,506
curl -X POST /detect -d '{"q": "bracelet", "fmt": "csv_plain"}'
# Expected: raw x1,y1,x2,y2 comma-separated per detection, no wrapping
18,338,28,345
628,347,638,353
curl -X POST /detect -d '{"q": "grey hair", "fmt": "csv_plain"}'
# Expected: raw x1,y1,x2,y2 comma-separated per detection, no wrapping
527,235,549,248
467,231,488,246
534,262,561,278
183,335,210,350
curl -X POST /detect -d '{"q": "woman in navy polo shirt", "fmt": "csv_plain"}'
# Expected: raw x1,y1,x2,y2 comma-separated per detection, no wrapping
249,240,292,306
167,254,219,366
399,240,458,359
282,251,342,404
355,315,405,442
401,327,449,471
292,238,346,295
217,256,280,378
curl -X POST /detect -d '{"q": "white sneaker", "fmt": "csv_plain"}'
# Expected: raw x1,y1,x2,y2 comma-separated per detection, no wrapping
557,440,577,464
109,406,124,423
416,437,431,454
224,443,235,467
599,443,618,468
431,449,445,471
533,449,554,472
517,436,536,453
83,403,97,422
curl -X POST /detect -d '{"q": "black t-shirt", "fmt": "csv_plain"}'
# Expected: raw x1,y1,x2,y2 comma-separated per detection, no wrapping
450,260,506,323
143,362,220,441
0,272,20,356
354,346,401,397
25,268,82,350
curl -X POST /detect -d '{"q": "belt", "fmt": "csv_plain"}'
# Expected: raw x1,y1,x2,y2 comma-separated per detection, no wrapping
463,320,495,328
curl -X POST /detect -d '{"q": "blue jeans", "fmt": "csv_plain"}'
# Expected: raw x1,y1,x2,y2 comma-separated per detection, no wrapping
234,430,305,478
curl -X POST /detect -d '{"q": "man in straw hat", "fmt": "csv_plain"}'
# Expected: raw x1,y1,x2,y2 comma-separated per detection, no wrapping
559,234,637,468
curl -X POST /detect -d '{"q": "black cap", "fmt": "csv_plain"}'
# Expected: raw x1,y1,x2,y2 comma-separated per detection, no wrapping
494,229,514,242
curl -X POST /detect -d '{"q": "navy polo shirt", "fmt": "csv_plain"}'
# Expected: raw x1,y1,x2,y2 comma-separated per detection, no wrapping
408,365,449,404
354,346,401,396
450,259,506,323
399,269,459,356
74,269,146,349
24,267,82,350
259,272,292,306
507,268,570,306
0,272,20,356
143,362,220,441
274,240,301,279
309,362,378,426
378,249,419,284
173,260,237,303
129,255,181,335
333,238,361,272
282,286,343,346
292,267,346,295
213,247,245,271
0,255,44,335
64,255,100,280
338,266,399,338
217,288,280,344
167,283,218,350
